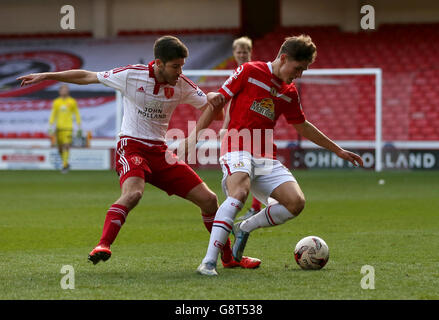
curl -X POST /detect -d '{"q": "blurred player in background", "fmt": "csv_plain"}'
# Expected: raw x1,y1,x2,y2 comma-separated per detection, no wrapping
191,34,364,276
220,36,263,222
48,84,81,173
18,35,260,270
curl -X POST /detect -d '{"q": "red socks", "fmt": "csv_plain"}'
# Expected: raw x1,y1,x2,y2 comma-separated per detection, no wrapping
97,207,234,263
251,197,261,211
98,204,129,247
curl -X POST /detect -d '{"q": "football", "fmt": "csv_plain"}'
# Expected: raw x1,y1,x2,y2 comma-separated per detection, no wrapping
294,236,329,270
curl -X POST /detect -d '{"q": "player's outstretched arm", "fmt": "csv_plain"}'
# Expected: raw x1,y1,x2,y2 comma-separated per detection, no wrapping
17,70,99,87
193,92,226,140
293,120,364,167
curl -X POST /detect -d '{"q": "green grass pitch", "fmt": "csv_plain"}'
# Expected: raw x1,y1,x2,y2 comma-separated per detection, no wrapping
0,169,438,300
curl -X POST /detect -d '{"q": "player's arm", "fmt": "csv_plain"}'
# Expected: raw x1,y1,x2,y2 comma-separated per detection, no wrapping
178,92,226,158
18,70,99,87
194,94,225,139
219,101,231,140
293,120,364,167
199,104,224,121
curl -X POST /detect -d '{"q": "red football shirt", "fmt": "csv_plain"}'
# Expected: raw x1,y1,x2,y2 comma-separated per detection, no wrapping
218,61,305,159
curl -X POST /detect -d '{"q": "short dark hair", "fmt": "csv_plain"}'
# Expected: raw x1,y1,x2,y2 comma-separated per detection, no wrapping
277,34,317,63
154,35,189,64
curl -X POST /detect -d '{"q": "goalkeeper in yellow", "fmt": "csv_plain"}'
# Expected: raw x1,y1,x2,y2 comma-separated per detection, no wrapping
49,84,81,173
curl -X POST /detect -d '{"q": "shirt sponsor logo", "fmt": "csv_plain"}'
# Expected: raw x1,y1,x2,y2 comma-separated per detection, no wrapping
137,101,166,119
250,98,275,121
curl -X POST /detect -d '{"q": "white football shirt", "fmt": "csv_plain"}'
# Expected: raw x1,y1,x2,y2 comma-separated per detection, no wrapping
97,61,207,141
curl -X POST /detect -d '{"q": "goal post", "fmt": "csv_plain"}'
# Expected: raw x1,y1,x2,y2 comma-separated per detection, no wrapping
300,68,383,172
116,68,383,171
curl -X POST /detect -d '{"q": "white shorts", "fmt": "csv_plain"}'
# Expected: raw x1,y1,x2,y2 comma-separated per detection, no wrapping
219,151,297,206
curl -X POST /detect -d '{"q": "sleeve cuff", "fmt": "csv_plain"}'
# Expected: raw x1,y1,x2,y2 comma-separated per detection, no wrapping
218,86,233,100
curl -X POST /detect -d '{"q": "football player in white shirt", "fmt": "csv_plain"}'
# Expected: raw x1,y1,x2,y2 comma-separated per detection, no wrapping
18,35,261,270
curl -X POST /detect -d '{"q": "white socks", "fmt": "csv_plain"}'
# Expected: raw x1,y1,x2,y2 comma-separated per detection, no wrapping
201,200,296,264
240,203,295,233
202,197,243,264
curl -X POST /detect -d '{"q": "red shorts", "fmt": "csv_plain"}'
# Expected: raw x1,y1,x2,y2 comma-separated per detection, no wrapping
115,136,203,198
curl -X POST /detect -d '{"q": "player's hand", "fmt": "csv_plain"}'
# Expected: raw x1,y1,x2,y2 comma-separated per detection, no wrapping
207,92,226,109
336,149,364,167
17,73,47,87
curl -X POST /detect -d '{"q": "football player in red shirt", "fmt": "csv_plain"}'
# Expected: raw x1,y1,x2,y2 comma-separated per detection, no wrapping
220,36,264,222
194,35,364,276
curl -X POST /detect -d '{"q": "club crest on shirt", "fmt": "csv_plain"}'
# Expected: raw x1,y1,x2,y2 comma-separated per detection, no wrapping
250,98,275,121
233,161,245,169
164,87,174,99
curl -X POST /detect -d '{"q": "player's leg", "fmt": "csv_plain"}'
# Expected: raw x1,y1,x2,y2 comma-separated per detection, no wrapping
185,180,261,270
149,152,255,270
240,181,305,232
185,182,218,217
59,130,73,172
238,196,262,221
197,171,250,275
55,129,63,169
148,152,220,236
185,182,231,274
185,183,228,250
89,138,148,264
100,176,145,245
114,176,145,210
61,144,70,173
232,161,305,261
184,182,232,261
88,176,145,264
